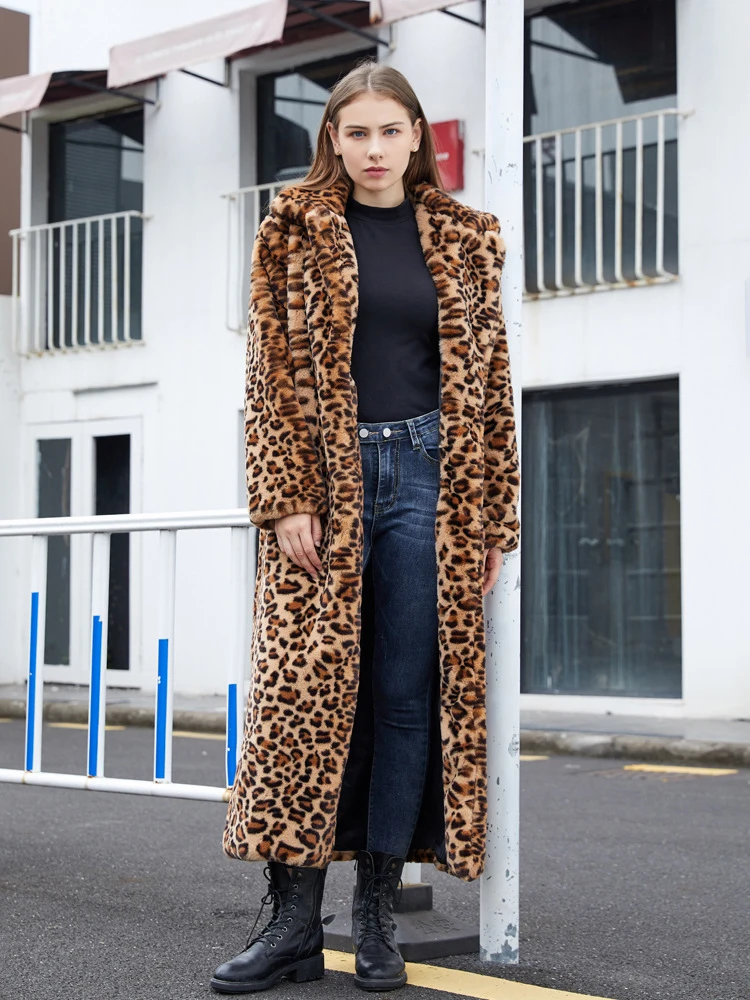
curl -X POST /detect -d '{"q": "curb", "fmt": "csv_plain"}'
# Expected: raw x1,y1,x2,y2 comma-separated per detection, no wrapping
3,698,750,769
0,698,225,734
521,729,750,769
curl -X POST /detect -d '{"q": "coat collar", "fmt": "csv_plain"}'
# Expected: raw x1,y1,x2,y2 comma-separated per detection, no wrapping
270,177,498,236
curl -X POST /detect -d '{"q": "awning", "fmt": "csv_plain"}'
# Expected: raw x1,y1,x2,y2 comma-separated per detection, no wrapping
108,1,288,90
370,0,473,24
107,1,476,90
0,71,52,121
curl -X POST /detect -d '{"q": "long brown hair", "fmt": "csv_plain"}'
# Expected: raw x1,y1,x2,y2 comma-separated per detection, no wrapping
300,60,444,193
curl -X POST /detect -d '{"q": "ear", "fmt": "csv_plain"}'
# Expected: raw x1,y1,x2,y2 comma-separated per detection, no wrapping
412,118,423,146
326,120,339,154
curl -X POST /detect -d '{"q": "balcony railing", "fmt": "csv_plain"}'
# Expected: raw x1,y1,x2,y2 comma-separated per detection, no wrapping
11,210,147,356
224,110,682,323
523,109,682,299
223,182,284,334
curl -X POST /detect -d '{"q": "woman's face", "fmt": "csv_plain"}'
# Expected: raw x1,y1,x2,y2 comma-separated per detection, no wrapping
327,93,422,206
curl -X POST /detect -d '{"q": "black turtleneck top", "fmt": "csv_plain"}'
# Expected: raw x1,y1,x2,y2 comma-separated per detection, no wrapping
345,195,440,423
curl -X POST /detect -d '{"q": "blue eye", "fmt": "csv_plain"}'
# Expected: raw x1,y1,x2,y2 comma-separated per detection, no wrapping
385,128,399,136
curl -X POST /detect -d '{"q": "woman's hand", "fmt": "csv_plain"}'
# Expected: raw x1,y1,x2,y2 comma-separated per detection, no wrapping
274,513,324,580
482,546,504,596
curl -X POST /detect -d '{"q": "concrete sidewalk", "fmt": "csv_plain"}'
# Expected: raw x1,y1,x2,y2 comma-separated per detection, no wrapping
2,682,750,769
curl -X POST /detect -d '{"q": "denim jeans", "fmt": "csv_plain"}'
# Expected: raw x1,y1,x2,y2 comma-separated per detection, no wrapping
357,406,441,858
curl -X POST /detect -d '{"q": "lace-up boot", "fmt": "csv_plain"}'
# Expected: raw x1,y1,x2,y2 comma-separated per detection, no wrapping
210,862,327,993
351,851,407,991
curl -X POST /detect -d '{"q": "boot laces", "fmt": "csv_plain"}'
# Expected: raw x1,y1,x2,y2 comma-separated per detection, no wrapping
357,864,403,947
245,866,300,950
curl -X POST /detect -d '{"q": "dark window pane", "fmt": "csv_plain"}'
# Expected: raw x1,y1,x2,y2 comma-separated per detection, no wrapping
525,0,677,136
95,435,130,671
523,0,678,290
522,380,682,697
48,109,144,348
37,439,71,666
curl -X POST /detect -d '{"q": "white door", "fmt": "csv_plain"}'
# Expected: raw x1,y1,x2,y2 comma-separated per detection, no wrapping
29,418,142,686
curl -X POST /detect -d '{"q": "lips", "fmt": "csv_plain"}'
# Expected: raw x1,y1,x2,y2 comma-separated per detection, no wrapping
365,167,387,175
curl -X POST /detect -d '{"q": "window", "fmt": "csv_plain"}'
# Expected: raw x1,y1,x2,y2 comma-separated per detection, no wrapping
37,438,71,666
522,379,682,697
524,0,678,290
47,109,144,346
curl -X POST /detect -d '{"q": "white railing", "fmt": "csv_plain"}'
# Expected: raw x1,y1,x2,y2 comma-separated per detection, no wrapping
223,182,284,334
0,510,254,799
11,210,148,356
523,109,683,299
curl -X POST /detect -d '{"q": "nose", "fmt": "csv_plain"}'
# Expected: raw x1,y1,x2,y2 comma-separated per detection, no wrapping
367,137,384,160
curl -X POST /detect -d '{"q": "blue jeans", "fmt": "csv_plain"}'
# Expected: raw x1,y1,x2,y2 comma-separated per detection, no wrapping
357,407,441,858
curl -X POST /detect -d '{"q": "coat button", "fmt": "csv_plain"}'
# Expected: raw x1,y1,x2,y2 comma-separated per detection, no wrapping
359,428,369,438
383,427,391,438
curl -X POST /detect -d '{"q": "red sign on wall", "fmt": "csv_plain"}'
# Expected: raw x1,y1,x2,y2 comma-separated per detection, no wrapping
431,119,465,193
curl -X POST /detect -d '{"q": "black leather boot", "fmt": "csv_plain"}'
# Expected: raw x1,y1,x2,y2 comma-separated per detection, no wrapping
210,862,327,993
351,851,407,991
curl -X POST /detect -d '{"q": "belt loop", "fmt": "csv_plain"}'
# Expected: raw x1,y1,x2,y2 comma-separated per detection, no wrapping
406,418,420,450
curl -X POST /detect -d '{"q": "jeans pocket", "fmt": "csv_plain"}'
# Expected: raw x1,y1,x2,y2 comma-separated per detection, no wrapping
416,424,441,467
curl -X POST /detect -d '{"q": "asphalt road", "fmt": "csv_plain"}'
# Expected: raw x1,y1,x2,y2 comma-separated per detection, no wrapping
1,720,748,1000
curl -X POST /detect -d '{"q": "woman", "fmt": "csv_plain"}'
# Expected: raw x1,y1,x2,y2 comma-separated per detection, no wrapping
212,61,519,995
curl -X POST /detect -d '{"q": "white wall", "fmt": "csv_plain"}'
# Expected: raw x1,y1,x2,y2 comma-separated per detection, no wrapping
676,0,750,718
0,295,24,684
518,0,750,720
386,1,486,210
4,0,749,715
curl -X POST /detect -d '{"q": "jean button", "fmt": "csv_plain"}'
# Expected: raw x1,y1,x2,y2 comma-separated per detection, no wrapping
383,427,391,438
359,427,369,438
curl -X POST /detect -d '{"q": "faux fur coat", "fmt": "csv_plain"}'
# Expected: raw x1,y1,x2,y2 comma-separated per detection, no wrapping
223,177,520,882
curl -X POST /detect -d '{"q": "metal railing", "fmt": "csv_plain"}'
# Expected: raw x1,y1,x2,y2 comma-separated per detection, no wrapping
11,210,148,356
523,109,683,298
0,510,255,798
223,182,284,334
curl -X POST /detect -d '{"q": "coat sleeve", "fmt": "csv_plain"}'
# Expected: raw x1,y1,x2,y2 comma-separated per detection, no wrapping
244,219,329,530
480,221,520,553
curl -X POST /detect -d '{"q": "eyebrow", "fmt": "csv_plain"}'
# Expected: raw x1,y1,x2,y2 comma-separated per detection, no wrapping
341,121,407,129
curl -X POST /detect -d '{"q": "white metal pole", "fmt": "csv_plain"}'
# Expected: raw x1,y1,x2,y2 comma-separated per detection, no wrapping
88,532,111,778
154,529,177,783
25,536,48,773
226,526,249,788
480,0,524,965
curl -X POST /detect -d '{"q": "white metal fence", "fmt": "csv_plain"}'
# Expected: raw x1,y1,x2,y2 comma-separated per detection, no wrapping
223,182,284,334
523,109,682,298
10,210,148,356
0,510,254,799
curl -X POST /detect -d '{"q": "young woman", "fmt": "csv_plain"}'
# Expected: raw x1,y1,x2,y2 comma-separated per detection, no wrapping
211,61,519,995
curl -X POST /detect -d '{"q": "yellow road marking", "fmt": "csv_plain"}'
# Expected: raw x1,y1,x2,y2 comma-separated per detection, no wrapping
323,951,614,999
0,718,14,723
624,763,737,777
520,755,549,762
47,722,125,732
173,730,226,741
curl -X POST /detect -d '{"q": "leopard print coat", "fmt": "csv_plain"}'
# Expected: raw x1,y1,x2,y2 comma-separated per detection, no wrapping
223,177,519,882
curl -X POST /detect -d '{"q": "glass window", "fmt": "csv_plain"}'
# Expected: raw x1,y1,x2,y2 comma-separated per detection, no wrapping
95,435,130,671
37,439,71,666
525,0,676,136
522,380,682,697
523,0,678,289
47,109,144,346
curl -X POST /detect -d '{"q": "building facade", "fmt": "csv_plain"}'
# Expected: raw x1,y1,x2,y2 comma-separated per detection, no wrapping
0,0,748,718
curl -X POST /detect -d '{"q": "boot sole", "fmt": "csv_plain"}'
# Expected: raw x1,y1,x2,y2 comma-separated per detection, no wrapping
210,953,325,993
354,971,408,991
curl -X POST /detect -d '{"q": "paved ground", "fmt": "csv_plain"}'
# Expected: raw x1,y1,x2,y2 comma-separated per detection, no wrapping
2,720,749,1000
